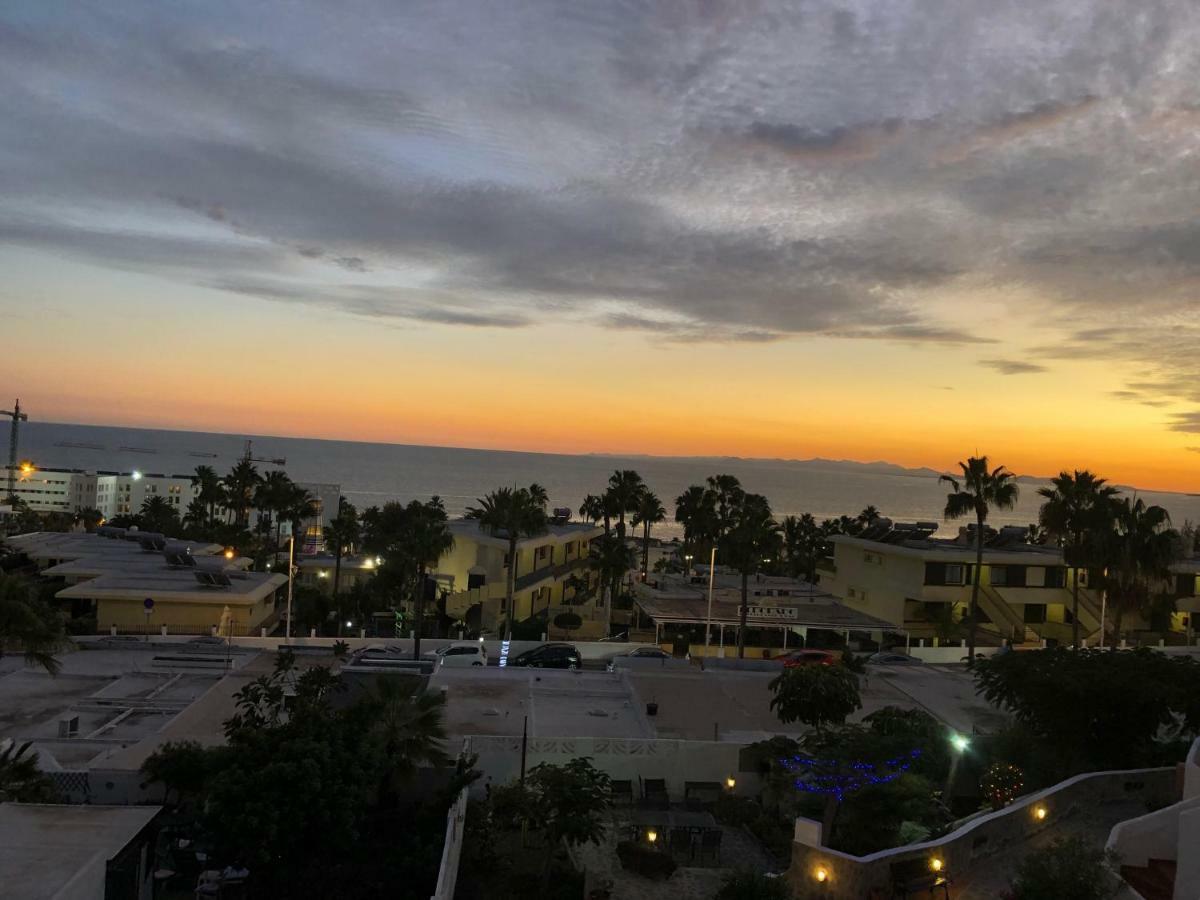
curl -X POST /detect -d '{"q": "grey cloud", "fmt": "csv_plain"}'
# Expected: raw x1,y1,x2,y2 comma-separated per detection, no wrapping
1168,412,1200,434
981,359,1049,375
1,0,1199,405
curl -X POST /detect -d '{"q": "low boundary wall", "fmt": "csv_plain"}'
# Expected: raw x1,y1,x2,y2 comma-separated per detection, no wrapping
786,766,1177,899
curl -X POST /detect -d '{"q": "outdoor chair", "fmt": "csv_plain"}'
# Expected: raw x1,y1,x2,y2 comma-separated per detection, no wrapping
669,827,692,860
697,829,722,865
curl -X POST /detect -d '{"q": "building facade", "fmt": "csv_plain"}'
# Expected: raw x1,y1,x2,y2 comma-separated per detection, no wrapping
822,524,1197,646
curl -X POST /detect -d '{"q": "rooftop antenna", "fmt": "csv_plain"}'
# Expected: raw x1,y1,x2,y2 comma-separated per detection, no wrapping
2,399,28,501
242,439,286,467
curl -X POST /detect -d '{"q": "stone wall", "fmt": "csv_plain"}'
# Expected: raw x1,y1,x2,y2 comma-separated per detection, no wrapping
786,767,1177,900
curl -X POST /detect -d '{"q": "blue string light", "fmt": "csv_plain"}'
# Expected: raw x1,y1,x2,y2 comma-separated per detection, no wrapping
779,750,922,803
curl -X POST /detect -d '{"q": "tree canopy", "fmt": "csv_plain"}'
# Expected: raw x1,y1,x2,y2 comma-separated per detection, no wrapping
974,647,1200,770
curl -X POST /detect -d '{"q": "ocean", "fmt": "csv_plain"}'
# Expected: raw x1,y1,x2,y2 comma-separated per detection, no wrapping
10,421,1200,538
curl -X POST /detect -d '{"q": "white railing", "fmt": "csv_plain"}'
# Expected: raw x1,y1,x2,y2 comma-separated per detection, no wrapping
430,784,469,900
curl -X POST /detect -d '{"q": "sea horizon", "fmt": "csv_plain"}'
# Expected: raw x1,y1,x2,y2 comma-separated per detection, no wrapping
9,420,1200,537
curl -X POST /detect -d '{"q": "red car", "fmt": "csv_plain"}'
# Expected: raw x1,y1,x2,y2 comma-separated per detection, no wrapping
778,649,839,668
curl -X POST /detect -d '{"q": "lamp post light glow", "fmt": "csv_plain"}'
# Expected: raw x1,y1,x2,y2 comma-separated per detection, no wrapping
131,470,142,481
1034,805,1047,821
646,829,657,844
930,857,944,873
950,733,970,753
725,776,736,790
814,866,828,883
224,548,235,560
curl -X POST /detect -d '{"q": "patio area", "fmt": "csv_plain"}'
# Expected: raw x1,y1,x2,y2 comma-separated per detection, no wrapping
574,785,781,900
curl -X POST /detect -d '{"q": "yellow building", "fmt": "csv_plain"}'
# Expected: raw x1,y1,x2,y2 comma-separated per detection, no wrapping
7,530,286,635
822,524,1198,647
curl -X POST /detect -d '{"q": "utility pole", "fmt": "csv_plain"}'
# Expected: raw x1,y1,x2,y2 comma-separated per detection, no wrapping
2,399,28,501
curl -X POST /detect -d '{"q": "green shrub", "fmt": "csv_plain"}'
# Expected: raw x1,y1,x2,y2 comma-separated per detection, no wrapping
616,841,676,880
715,870,790,900
1009,836,1119,900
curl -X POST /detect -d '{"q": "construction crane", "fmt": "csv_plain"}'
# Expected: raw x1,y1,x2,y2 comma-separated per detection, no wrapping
2,399,28,501
242,439,286,467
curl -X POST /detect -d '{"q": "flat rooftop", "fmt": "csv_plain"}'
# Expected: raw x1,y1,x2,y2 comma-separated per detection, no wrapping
447,518,602,548
7,530,224,560
0,803,162,900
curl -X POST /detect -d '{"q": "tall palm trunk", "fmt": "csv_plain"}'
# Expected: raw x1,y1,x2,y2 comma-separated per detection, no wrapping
413,568,427,660
641,522,650,578
504,535,518,641
737,569,749,659
968,512,983,661
333,542,343,599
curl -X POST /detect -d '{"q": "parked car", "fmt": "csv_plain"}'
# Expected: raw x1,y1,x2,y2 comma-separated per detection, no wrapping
428,641,488,667
605,646,671,672
351,644,407,664
777,649,839,668
509,643,581,670
866,651,922,666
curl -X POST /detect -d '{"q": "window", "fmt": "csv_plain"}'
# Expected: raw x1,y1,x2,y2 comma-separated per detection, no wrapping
990,566,1008,587
1022,603,1046,624
944,564,964,585
1044,567,1067,588
863,551,884,566
1177,574,1198,598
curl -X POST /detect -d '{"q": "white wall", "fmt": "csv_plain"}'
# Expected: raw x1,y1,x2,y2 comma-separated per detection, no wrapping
465,735,756,800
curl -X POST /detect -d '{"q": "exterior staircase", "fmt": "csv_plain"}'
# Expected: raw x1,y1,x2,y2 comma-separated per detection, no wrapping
977,584,1026,643
1119,858,1176,900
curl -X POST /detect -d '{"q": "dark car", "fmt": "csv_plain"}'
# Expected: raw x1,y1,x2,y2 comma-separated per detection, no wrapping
777,649,839,668
510,643,582,670
866,651,922,666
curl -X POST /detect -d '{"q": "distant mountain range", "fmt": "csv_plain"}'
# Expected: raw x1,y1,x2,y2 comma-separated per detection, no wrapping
585,452,943,479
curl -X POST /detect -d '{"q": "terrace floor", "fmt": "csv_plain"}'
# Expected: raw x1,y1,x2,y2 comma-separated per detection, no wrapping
573,805,781,900
949,797,1149,899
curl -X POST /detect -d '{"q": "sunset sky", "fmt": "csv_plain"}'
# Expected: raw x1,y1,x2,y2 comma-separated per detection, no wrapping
1,1,1198,492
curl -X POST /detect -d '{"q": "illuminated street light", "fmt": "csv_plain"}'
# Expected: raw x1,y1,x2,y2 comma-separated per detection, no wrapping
131,470,142,481
950,733,970,753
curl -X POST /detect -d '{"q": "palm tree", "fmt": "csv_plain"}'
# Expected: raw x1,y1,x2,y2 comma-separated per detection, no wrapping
1102,498,1179,641
941,457,1019,659
139,495,180,534
0,738,58,802
465,486,549,643
368,679,448,793
190,465,223,526
605,470,645,540
255,470,295,552
401,500,454,659
281,484,318,552
632,491,666,578
706,474,745,538
675,484,717,562
0,574,64,674
856,505,883,529
323,498,360,600
722,493,782,659
781,513,822,581
223,460,261,528
578,494,605,528
588,534,637,615
1037,470,1119,648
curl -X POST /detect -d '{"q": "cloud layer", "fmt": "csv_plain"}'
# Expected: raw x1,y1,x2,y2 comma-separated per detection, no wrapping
2,1,1200,433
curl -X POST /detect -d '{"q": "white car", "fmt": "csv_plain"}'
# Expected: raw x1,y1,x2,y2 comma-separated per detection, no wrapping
431,641,488,668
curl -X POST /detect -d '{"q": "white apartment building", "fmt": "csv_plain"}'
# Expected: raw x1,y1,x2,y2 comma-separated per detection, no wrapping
3,464,341,531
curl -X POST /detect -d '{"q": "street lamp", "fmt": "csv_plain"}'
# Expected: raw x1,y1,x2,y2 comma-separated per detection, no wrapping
950,733,970,753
